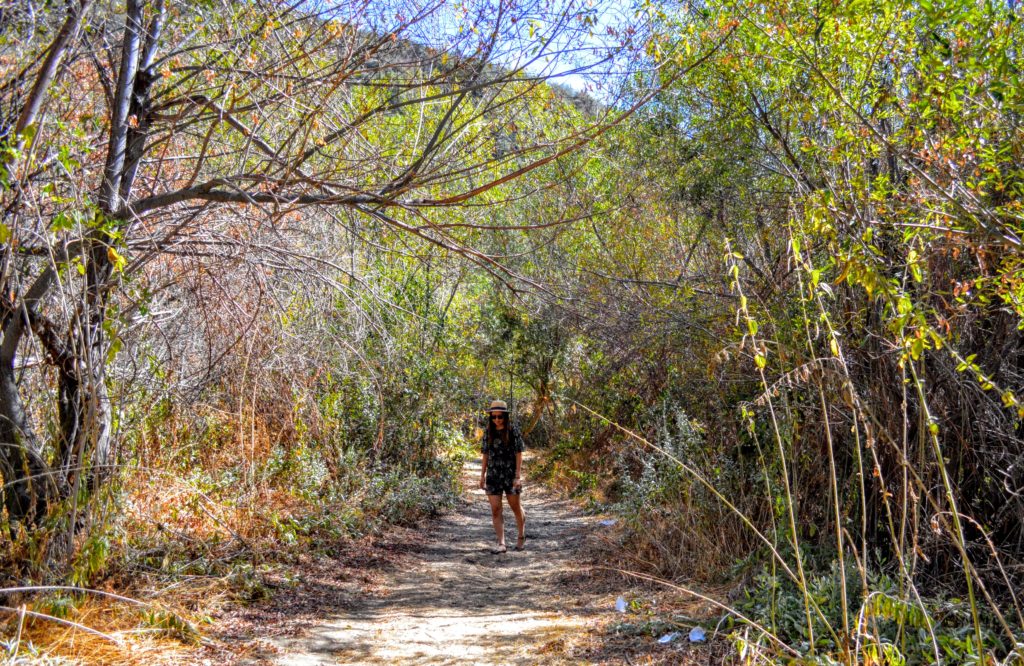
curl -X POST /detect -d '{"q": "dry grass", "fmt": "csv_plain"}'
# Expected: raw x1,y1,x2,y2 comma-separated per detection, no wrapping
3,596,201,665
537,435,756,587
2,454,305,662
1,404,459,664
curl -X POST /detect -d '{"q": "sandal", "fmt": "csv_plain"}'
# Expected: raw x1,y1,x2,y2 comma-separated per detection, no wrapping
491,544,507,554
514,535,526,551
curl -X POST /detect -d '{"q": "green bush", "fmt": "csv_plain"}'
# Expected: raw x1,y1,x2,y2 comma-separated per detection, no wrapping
734,562,1024,664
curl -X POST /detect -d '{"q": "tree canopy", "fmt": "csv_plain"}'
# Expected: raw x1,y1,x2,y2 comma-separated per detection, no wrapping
1,0,1023,663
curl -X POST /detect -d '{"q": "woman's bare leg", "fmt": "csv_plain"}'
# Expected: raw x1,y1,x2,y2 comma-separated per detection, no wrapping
487,494,505,547
507,494,525,548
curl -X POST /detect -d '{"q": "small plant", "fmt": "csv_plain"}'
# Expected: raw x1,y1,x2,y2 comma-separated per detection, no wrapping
139,609,201,645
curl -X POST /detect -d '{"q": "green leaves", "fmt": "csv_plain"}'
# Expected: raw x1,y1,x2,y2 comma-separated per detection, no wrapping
50,210,81,233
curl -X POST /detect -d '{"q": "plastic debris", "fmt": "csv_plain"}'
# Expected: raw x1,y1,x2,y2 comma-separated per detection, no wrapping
599,518,618,527
615,596,627,613
688,627,706,643
657,631,682,644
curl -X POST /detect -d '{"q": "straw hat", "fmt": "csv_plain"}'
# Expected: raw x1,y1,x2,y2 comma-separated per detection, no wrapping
487,399,509,413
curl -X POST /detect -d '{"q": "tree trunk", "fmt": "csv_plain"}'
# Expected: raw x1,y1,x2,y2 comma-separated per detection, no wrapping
0,365,56,533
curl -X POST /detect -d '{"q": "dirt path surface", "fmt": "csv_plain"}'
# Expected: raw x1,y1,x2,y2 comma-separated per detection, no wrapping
269,457,604,665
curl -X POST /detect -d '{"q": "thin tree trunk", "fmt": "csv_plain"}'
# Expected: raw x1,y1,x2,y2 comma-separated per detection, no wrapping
0,367,53,532
0,268,63,530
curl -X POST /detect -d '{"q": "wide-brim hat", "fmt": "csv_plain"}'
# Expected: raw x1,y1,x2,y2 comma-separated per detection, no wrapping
487,399,509,413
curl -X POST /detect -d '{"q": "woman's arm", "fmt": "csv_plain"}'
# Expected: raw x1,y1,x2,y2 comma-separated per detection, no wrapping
480,453,488,490
513,451,523,488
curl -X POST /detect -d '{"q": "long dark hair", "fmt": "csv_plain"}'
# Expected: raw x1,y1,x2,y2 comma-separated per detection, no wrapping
486,412,511,446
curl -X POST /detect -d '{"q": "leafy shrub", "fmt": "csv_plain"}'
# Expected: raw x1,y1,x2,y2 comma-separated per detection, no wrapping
602,400,756,580
734,562,1024,665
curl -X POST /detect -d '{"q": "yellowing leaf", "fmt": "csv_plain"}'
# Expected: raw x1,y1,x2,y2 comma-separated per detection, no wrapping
107,246,127,273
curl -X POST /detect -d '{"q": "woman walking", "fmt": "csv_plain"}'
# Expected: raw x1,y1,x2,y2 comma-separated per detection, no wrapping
480,399,526,553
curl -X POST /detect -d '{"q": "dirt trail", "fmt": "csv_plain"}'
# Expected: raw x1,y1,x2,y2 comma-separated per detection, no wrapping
270,457,604,665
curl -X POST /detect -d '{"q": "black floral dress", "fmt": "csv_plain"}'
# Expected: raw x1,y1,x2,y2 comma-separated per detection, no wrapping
483,423,525,496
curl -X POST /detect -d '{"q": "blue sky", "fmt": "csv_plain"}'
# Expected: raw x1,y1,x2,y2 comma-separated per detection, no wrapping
302,0,645,95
